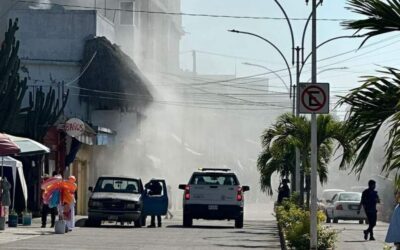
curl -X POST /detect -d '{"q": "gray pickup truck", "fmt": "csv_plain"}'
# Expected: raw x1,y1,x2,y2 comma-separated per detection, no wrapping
87,176,169,227
87,175,144,227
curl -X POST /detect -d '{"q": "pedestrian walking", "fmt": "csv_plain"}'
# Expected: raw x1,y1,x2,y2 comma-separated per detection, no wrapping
145,179,162,227
41,171,58,228
358,179,380,241
385,189,400,249
277,178,290,204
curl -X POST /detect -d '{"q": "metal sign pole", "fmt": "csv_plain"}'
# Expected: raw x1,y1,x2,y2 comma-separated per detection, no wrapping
310,0,318,249
295,47,301,194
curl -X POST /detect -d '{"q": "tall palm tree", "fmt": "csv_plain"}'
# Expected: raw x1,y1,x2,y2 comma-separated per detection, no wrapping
257,113,353,197
340,0,400,174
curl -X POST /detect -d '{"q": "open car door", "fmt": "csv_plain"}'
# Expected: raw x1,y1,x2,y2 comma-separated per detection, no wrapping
141,179,168,224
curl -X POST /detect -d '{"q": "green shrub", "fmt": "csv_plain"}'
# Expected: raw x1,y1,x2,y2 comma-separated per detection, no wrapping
276,195,337,250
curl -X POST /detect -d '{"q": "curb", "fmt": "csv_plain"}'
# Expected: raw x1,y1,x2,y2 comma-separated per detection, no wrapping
277,222,288,250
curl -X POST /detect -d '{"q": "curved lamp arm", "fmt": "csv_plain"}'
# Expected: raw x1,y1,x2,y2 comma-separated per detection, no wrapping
274,0,295,66
242,62,290,92
228,29,293,97
300,35,361,76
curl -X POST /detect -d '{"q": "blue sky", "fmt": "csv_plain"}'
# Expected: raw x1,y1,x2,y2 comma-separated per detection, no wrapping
179,0,400,107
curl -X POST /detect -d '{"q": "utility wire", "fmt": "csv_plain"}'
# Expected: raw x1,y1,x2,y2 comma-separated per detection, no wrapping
65,51,97,86
18,1,354,22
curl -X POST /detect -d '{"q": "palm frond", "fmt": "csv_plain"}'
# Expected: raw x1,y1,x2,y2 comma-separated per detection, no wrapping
343,0,400,47
338,67,400,175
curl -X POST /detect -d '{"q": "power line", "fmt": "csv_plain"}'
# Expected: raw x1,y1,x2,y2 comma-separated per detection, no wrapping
65,51,97,86
73,93,292,110
18,1,354,22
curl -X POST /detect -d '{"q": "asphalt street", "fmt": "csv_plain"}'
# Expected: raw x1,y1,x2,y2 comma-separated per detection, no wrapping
0,218,281,250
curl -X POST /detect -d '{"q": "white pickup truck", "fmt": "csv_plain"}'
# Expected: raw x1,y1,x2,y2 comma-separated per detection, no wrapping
179,168,250,228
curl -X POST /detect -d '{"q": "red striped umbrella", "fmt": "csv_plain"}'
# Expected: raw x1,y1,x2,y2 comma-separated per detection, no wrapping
0,133,20,156
0,133,20,179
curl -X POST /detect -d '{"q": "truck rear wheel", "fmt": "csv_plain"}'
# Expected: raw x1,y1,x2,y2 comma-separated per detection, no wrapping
183,213,192,227
235,214,243,228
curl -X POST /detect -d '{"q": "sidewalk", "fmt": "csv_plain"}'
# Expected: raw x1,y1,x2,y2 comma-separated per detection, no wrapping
0,216,86,246
333,221,391,250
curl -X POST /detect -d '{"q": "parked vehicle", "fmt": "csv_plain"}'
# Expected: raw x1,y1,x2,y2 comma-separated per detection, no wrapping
178,168,250,228
325,191,367,224
318,189,345,211
87,176,169,227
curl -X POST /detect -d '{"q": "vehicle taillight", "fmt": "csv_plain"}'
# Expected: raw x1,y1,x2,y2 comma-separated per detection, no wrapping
336,204,343,210
237,187,243,201
184,185,190,200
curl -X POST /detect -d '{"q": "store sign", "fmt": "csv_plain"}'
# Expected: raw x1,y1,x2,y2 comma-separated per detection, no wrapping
65,118,85,137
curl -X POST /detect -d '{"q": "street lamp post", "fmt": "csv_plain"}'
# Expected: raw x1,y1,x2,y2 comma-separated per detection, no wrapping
310,0,318,248
229,3,360,227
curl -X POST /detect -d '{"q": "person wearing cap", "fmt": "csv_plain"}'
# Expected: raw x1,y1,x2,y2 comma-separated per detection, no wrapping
144,179,162,227
277,178,290,204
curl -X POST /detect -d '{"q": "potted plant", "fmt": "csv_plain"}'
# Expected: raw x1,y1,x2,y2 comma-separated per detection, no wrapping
8,209,18,227
21,209,32,226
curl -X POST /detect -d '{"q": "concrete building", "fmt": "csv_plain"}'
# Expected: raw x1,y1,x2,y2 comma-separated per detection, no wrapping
0,0,184,215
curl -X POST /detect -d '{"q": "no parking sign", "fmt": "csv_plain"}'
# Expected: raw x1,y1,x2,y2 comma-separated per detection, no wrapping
298,83,330,114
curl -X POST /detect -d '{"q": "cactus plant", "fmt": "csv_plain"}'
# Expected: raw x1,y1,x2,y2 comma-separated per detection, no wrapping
26,86,69,141
0,19,28,132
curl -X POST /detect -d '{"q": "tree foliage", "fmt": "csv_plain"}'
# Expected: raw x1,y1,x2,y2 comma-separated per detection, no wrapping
338,67,400,175
343,0,400,47
257,113,353,195
341,0,400,175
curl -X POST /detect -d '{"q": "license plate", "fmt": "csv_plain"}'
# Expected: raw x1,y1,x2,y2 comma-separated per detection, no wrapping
208,205,218,210
349,205,359,210
108,215,118,220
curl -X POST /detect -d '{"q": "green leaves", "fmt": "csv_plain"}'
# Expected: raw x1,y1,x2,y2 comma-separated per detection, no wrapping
338,67,400,175
343,0,400,47
257,113,353,195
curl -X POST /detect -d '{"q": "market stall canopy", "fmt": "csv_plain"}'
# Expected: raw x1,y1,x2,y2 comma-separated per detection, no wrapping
7,135,50,156
0,156,28,210
0,133,20,156
79,37,153,111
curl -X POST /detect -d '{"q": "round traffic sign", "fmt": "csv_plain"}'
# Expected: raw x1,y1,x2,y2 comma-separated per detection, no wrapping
301,85,327,112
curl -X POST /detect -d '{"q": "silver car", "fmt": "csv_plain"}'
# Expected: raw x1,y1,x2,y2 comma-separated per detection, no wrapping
325,191,367,224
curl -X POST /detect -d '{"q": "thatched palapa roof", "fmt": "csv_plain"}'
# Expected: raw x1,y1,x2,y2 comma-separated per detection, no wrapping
79,37,153,111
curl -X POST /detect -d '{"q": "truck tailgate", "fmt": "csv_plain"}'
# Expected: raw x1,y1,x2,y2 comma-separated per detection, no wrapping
188,185,238,205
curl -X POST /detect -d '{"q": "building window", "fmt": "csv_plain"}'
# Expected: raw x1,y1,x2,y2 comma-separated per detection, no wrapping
120,2,134,25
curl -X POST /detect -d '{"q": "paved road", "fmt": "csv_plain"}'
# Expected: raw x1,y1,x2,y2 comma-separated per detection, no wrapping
330,221,390,250
0,217,281,250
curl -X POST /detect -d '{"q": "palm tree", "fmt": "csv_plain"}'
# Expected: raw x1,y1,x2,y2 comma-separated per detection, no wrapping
340,0,400,174
257,113,353,204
